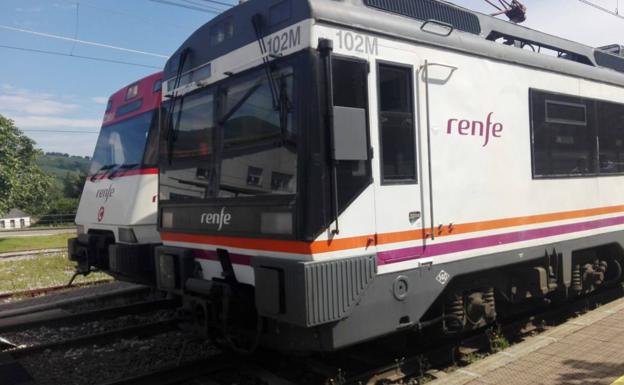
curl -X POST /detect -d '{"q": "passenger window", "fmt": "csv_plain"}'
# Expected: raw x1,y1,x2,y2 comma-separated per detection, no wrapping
331,57,372,209
530,90,597,177
597,101,624,174
377,63,416,183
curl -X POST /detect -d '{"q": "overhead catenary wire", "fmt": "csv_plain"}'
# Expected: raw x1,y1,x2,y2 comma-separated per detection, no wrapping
578,0,624,19
148,0,223,14
0,44,162,69
60,0,191,30
70,1,80,55
0,24,168,58
195,0,236,8
21,130,99,134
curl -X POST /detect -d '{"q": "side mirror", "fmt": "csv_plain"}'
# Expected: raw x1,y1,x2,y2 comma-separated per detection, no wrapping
331,106,368,161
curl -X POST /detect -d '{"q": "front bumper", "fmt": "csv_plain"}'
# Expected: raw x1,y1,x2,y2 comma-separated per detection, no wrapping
68,233,156,284
68,233,113,270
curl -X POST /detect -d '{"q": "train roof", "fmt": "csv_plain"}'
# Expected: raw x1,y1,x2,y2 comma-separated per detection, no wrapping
103,71,163,127
165,0,624,88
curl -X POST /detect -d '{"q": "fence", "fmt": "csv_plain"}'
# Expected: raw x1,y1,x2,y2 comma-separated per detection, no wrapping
33,213,77,227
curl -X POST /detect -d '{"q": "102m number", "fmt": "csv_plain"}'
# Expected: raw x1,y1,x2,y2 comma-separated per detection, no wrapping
336,31,378,55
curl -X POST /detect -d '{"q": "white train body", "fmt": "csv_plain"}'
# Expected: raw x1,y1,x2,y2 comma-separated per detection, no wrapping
156,0,624,351
69,72,162,284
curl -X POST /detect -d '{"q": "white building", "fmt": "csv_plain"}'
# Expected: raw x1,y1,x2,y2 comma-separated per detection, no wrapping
0,209,31,230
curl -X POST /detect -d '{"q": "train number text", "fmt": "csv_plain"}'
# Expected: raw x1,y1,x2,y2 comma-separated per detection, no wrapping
266,26,301,56
336,31,378,55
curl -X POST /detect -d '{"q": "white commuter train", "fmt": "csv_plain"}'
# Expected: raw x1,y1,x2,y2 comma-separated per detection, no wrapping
154,0,624,352
69,72,162,284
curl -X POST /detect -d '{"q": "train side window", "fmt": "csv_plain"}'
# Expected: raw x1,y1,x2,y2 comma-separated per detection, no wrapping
597,101,624,174
331,57,372,210
530,89,597,177
377,63,416,183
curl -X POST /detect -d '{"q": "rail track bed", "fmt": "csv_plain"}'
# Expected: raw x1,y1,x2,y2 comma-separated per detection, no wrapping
2,284,622,385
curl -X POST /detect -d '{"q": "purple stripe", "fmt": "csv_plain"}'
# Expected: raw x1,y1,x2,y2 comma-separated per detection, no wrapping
378,215,624,265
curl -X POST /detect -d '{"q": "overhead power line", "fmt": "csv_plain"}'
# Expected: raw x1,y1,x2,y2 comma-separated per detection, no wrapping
60,0,191,30
148,0,222,13
578,0,624,19
0,24,168,58
0,44,162,69
194,0,235,8
22,130,99,134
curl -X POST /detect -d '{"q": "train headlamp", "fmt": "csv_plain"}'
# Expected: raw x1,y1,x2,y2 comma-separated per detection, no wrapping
260,212,292,235
118,228,138,243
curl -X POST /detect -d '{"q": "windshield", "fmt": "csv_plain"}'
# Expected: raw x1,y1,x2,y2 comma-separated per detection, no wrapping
89,111,154,175
161,63,296,200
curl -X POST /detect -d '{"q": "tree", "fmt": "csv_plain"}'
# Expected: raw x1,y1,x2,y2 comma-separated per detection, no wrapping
0,114,53,215
63,171,86,198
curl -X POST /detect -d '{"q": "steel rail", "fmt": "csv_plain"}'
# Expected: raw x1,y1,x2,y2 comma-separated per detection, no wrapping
96,354,237,385
10,319,178,359
0,298,178,333
0,284,150,318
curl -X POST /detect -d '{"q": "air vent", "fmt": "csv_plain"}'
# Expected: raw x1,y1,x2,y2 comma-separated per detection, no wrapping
363,0,481,35
595,50,624,74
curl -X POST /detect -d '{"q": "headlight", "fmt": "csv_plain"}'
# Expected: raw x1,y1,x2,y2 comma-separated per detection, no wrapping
162,210,174,229
260,212,292,235
118,228,138,243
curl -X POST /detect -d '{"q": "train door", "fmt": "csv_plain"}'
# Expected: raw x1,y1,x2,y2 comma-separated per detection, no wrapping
373,61,425,263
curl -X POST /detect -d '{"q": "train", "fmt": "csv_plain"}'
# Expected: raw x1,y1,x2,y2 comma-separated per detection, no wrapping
65,0,624,354
68,72,163,285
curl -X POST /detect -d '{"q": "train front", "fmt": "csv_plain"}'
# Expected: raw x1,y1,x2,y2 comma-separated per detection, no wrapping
156,0,378,352
69,72,163,284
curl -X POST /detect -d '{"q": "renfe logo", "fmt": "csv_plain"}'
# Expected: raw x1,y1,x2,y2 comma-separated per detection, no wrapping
95,185,115,202
447,112,503,147
200,207,231,231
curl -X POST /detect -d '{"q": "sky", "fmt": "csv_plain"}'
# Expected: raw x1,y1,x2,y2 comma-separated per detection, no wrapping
1,0,624,156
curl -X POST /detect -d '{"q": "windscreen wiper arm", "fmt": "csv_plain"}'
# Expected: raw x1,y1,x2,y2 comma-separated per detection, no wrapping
107,163,140,179
89,164,118,182
166,48,190,164
218,82,262,125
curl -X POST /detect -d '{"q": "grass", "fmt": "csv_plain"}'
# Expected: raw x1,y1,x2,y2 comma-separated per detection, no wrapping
0,252,111,293
0,233,74,253
487,328,510,352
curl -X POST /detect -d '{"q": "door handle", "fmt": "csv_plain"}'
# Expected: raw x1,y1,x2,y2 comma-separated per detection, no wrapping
409,211,421,224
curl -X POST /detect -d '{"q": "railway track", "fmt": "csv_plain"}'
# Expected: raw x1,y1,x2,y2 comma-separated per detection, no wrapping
3,284,622,385
0,279,114,301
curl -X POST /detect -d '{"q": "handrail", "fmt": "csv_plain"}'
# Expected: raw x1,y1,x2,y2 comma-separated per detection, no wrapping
420,61,459,240
420,19,454,37
423,60,435,240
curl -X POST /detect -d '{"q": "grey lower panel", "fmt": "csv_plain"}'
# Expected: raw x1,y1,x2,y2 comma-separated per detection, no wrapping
255,229,624,351
252,254,377,327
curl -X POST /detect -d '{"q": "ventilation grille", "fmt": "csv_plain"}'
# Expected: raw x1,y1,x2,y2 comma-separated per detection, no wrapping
304,255,377,326
363,0,481,35
595,50,624,74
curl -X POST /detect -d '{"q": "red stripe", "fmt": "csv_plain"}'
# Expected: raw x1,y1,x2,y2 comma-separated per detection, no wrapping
191,249,253,265
87,167,158,181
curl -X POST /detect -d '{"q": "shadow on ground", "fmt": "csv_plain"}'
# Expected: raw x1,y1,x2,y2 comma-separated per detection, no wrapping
556,359,624,385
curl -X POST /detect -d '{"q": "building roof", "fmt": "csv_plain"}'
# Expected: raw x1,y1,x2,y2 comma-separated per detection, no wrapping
2,209,29,219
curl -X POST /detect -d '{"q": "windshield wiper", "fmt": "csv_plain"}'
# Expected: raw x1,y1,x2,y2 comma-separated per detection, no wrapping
90,164,118,182
218,82,262,125
278,74,293,145
108,163,140,179
166,48,190,164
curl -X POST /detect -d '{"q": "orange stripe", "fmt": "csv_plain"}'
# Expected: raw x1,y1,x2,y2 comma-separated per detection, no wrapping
161,204,624,254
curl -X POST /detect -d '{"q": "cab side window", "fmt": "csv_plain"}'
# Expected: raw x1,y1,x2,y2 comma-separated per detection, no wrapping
331,57,372,210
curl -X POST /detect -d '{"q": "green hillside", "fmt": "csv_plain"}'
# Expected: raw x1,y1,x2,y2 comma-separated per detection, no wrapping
36,152,91,178
35,153,92,215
